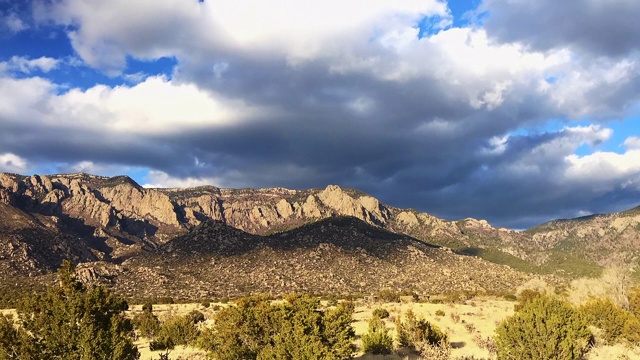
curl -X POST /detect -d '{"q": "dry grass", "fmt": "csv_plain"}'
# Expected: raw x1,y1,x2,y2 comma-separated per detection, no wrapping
352,299,512,359
3,298,638,359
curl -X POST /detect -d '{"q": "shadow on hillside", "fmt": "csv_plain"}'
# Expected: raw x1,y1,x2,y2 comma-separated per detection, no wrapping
158,216,443,260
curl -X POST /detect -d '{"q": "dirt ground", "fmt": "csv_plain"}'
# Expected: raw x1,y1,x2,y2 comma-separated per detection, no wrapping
132,299,509,359
5,300,640,359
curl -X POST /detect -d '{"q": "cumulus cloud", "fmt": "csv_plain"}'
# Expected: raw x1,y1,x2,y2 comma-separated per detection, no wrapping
1,56,59,74
35,0,450,74
0,153,30,173
142,170,226,189
0,0,637,228
55,75,271,135
481,0,640,57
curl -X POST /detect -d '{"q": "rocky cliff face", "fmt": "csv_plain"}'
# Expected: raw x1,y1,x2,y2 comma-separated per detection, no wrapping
1,173,499,261
0,172,637,276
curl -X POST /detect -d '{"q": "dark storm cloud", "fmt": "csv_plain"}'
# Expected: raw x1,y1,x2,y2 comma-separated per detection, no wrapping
2,0,640,229
481,0,640,57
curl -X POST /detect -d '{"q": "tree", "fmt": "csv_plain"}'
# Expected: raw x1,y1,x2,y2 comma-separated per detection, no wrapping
150,313,201,351
132,304,161,338
197,294,355,359
495,295,591,360
322,301,356,359
580,297,640,345
16,260,139,360
361,316,393,354
0,314,33,360
396,309,448,354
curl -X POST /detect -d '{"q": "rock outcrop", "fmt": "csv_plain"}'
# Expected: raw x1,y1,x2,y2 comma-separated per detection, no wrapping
0,171,637,282
116,217,531,300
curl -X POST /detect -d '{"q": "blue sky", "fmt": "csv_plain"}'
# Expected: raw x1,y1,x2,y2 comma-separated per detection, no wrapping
1,0,639,229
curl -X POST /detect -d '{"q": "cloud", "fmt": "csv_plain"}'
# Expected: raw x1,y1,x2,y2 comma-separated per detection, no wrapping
55,75,271,135
3,12,27,32
481,0,640,57
1,0,637,229
0,153,29,173
431,125,640,228
35,0,451,74
624,136,640,150
142,170,226,189
1,56,59,74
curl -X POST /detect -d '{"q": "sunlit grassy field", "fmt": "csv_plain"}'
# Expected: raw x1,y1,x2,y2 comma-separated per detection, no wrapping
5,296,639,360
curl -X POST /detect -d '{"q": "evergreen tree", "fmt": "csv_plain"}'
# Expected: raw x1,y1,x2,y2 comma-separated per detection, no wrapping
16,260,139,360
361,315,393,354
197,294,355,359
495,295,591,360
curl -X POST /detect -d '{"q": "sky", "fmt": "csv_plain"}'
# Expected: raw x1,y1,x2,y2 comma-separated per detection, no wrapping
0,0,639,229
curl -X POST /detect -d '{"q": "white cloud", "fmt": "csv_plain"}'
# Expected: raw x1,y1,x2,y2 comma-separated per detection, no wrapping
142,170,224,189
564,149,640,191
2,56,59,74
37,0,450,73
4,13,27,32
483,135,509,155
56,75,272,134
624,136,640,150
0,153,30,173
546,58,639,118
495,125,613,179
58,161,146,177
0,74,271,136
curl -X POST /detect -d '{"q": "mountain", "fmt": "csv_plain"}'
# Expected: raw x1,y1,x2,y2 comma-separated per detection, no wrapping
113,217,529,300
0,172,638,301
0,172,521,261
525,206,640,267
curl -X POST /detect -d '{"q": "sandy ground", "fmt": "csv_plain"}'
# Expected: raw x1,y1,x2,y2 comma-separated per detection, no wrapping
352,299,512,359
131,299,511,359
4,300,640,359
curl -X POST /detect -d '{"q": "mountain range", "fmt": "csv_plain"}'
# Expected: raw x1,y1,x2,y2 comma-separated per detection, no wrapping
0,172,638,301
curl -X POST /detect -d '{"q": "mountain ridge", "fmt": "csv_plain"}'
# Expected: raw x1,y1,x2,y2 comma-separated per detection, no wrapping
0,171,638,298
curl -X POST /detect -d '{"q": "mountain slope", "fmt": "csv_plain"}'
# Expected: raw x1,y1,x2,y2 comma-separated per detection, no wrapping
0,172,635,280
0,173,524,266
114,217,529,300
526,206,640,267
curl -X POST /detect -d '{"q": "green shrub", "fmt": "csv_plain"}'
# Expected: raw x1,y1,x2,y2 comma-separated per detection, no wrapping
514,289,543,311
326,294,339,307
197,294,355,359
378,289,400,303
188,310,206,324
580,298,640,345
435,309,445,317
152,313,201,350
396,309,448,353
629,288,640,318
372,308,390,319
361,316,393,354
11,260,139,359
142,302,154,313
495,295,591,360
0,314,32,359
132,308,161,338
